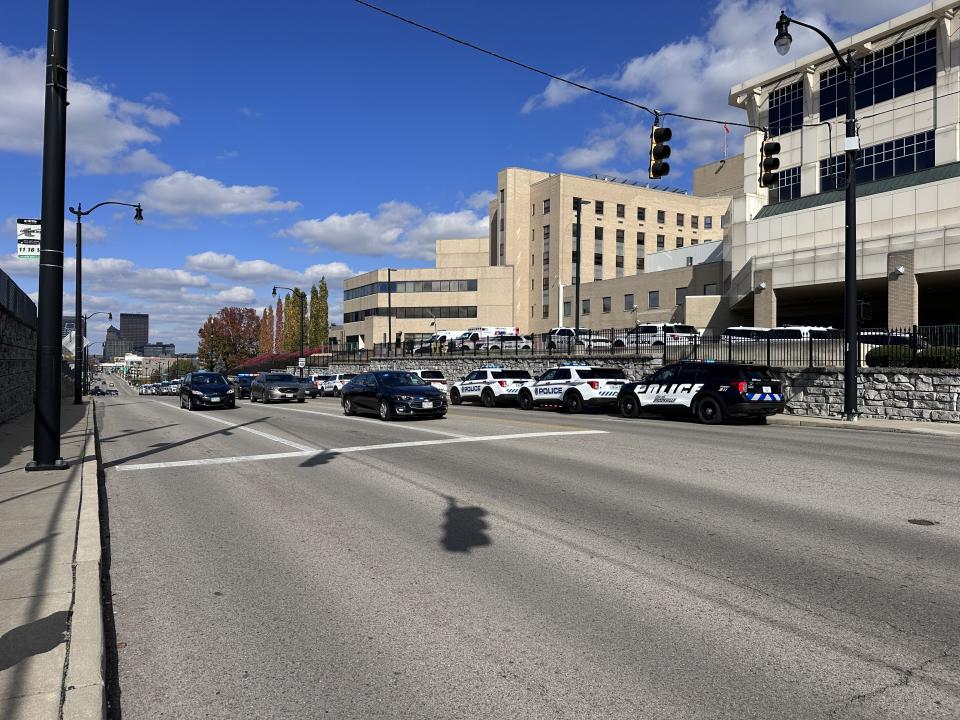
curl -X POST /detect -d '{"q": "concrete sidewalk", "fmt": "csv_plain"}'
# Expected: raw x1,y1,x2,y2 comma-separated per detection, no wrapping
771,412,960,437
0,400,103,720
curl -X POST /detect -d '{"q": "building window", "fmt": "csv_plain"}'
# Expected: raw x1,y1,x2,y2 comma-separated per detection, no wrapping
677,213,684,226
593,226,603,241
563,301,571,317
657,209,665,224
543,198,551,214
686,256,694,266
542,280,550,318
624,293,634,310
637,207,646,221
676,237,684,248
704,216,712,229
543,231,550,268
691,239,698,245
499,216,504,231
768,80,803,136
703,283,718,295
582,299,590,315
543,224,550,241
637,231,645,246
676,287,687,306
572,196,583,210
636,256,645,271
344,279,478,300
774,166,801,202
691,215,699,229
602,296,611,313
344,305,478,323
531,229,535,244
594,254,603,280
648,291,660,309
595,200,604,215
616,203,625,218
532,203,535,216
499,189,504,203
656,234,665,250
820,130,935,191
820,29,936,122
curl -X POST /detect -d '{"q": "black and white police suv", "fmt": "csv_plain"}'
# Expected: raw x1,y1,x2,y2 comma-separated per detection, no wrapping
517,362,627,413
616,361,785,424
449,365,533,407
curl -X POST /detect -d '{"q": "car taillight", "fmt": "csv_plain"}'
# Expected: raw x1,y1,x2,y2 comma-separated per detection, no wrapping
734,380,747,393
498,380,507,387
588,381,600,390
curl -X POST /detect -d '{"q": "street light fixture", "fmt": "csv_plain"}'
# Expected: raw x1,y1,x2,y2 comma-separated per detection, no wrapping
273,285,307,377
774,11,859,421
67,201,143,405
386,268,398,356
81,311,111,395
573,199,591,341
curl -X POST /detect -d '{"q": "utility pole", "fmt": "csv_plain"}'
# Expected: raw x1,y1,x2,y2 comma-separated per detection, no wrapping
27,0,70,471
573,199,590,339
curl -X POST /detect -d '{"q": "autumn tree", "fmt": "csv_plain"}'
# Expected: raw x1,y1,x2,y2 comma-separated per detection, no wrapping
259,306,274,356
274,297,283,353
309,284,322,347
282,288,306,352
317,277,329,346
197,307,261,371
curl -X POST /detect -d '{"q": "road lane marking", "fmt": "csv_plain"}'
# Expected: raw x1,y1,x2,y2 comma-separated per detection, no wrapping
150,400,316,452
115,429,607,471
264,405,465,438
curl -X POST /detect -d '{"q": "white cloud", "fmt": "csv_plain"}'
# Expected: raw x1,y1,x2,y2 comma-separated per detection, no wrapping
0,44,178,175
214,286,257,304
138,171,300,217
521,0,923,176
522,71,588,113
279,200,487,261
183,251,354,285
464,190,496,211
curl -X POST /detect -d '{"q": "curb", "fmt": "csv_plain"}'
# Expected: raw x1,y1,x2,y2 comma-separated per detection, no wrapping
61,401,106,720
769,414,960,437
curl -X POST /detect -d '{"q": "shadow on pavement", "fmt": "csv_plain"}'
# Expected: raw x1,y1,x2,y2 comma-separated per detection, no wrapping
99,422,179,444
299,450,339,468
0,610,70,672
441,495,492,553
0,399,86,472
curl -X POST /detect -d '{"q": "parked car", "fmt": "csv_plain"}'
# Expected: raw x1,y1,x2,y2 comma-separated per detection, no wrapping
613,323,699,347
232,374,255,398
320,373,357,397
544,327,612,351
341,370,447,421
250,372,306,403
179,372,236,410
298,376,320,398
411,369,448,396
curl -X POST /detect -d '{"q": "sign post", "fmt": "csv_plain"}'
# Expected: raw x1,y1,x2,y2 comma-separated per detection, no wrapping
298,357,306,368
16,219,41,259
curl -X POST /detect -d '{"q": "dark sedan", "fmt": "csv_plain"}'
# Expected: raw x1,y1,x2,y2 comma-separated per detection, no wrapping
232,374,254,398
179,372,236,410
341,370,447,421
298,376,319,398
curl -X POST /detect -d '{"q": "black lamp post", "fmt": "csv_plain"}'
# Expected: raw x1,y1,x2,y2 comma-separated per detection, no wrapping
775,12,859,421
573,199,591,340
67,201,142,405
27,0,70,471
273,286,306,377
80,312,110,395
386,268,398,356
84,340,104,395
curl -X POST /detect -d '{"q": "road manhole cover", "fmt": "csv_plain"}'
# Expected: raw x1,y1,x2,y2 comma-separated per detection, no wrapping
907,518,939,526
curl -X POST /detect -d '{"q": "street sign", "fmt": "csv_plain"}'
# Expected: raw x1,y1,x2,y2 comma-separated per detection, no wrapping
61,331,92,354
298,357,306,368
16,218,41,259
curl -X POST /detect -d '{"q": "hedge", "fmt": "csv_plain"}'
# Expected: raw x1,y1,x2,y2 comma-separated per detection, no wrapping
919,345,960,369
864,346,914,367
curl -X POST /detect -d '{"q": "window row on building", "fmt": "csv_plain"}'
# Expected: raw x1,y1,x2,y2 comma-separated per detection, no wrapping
344,279,479,301
568,197,713,228
820,130,934,191
344,305,479,323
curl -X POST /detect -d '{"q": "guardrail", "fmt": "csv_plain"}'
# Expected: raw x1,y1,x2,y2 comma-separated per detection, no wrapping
328,325,960,368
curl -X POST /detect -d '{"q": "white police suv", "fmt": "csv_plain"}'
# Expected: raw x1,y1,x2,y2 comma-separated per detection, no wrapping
449,365,533,407
517,362,628,413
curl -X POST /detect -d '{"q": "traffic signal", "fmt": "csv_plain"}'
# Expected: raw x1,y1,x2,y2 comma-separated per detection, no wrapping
649,123,672,179
759,138,781,188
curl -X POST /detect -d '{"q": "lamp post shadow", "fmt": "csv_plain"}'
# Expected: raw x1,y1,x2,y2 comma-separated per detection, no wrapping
440,495,491,553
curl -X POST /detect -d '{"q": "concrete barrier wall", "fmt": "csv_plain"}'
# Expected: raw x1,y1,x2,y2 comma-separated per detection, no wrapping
0,305,37,424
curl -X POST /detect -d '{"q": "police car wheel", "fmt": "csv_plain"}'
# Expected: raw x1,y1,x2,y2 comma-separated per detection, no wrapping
481,389,496,408
619,395,640,418
696,397,724,425
518,391,533,410
564,392,584,414
450,389,461,405
378,400,392,421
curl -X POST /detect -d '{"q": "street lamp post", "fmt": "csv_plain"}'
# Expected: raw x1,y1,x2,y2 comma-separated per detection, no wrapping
775,12,859,421
80,311,111,395
273,286,306,377
67,201,142,404
84,340,104,395
573,199,591,340
386,268,398,356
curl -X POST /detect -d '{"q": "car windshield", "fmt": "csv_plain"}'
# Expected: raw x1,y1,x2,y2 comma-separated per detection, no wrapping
379,372,429,387
193,374,227,385
265,374,295,382
768,329,803,339
419,371,445,380
236,377,252,385
493,370,531,379
673,325,697,334
741,366,777,381
725,329,765,339
580,368,626,379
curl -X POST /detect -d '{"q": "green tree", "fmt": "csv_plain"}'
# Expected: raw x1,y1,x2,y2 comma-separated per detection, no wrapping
282,288,306,353
259,306,274,356
317,277,329,345
309,284,322,347
274,298,283,354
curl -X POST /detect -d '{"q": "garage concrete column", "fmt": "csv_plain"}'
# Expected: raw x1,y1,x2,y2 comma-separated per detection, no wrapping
753,269,776,328
887,250,918,329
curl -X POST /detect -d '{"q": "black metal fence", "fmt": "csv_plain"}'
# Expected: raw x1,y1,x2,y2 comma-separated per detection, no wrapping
329,325,960,369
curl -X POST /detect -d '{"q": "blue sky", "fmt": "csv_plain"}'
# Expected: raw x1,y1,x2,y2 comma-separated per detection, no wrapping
0,0,921,351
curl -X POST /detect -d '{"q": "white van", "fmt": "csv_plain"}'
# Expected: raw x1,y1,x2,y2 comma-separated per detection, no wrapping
457,326,520,349
767,326,837,340
413,330,464,355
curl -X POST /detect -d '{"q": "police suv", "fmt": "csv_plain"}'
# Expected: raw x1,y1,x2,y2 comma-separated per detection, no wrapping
616,360,785,424
517,362,628,413
449,365,533,407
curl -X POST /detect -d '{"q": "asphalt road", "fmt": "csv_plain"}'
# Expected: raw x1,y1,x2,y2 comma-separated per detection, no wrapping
94,379,959,719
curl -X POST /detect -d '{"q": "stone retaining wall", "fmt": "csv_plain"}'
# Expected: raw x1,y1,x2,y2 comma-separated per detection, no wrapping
0,305,37,424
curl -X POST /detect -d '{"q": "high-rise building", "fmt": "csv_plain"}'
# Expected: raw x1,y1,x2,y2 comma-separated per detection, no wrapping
103,325,130,360
141,342,176,357
119,313,149,352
